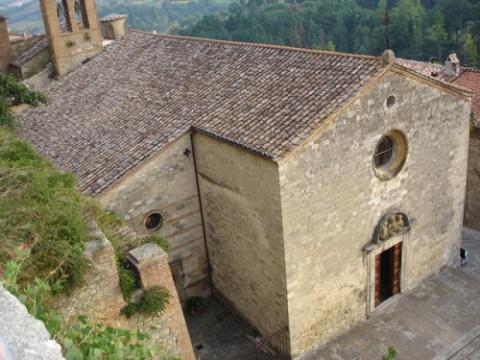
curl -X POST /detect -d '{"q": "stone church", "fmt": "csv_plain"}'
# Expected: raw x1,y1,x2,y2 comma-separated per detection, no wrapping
1,0,473,358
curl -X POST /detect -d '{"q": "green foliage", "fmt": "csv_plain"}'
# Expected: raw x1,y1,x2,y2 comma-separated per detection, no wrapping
0,103,176,358
0,73,46,128
177,0,480,66
0,128,88,293
1,249,63,335
383,346,398,360
143,235,170,252
0,254,178,360
121,286,171,318
97,0,227,33
117,256,138,300
62,315,178,360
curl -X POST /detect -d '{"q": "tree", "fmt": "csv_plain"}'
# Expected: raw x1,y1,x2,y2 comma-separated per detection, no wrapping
440,0,473,47
463,33,479,66
390,0,425,57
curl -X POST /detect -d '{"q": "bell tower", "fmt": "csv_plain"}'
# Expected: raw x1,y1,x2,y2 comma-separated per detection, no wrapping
0,16,13,72
39,0,103,75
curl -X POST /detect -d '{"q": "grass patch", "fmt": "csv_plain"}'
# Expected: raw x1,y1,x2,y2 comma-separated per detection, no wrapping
0,129,89,293
142,234,169,252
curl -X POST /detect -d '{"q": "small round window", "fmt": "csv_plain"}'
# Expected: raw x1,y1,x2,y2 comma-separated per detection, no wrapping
386,95,396,108
373,130,407,180
144,212,163,232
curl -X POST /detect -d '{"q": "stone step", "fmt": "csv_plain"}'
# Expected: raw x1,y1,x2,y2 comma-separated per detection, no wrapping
435,325,480,360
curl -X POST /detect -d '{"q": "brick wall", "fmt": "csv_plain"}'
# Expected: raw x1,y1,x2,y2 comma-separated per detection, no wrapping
99,134,209,300
278,70,471,357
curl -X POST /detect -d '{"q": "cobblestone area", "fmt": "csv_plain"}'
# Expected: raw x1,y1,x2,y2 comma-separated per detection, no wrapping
300,228,480,360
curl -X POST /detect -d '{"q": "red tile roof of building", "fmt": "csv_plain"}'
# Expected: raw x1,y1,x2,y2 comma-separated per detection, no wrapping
454,69,480,126
399,58,479,126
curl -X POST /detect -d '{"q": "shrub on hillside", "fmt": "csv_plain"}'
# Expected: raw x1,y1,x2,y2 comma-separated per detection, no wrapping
0,129,89,293
0,73,46,128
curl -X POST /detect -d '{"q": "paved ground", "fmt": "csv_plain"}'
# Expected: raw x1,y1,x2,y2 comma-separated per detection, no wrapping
301,228,480,360
186,298,259,360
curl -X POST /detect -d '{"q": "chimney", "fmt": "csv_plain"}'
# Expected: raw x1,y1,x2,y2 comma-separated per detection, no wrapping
100,14,127,41
445,53,460,77
0,16,12,72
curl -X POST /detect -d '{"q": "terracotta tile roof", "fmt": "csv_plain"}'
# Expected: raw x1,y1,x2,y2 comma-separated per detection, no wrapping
18,30,388,194
398,58,479,126
396,58,457,82
11,35,49,67
454,69,480,126
100,14,127,22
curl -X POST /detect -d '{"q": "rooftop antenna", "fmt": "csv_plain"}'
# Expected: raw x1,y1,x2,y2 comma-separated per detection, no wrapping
383,8,391,49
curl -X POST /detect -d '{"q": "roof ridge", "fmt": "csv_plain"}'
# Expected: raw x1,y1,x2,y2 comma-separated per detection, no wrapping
393,63,473,96
128,29,383,61
461,67,480,73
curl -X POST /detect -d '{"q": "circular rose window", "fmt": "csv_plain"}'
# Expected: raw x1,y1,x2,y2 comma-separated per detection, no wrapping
373,130,407,180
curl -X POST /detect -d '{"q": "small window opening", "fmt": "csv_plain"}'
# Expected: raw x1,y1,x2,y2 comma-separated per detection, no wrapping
56,1,70,32
386,95,396,108
75,0,90,29
144,212,163,232
374,136,394,167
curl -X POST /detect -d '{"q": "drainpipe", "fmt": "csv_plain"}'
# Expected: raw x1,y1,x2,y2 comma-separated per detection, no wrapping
189,131,214,295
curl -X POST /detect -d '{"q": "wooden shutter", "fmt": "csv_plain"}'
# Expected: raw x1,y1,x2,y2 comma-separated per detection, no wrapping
374,254,381,307
392,243,402,295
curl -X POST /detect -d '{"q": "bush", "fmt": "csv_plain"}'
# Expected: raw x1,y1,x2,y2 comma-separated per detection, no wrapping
383,346,398,360
121,286,171,318
0,73,46,128
117,256,138,300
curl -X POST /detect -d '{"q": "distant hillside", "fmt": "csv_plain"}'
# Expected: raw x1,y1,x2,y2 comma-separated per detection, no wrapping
177,0,480,66
1,0,228,33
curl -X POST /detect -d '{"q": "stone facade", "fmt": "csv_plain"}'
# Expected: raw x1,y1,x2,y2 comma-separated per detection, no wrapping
278,69,471,357
465,128,480,230
193,133,289,338
99,134,209,300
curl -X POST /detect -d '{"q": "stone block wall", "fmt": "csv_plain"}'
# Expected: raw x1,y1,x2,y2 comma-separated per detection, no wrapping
465,128,480,230
193,133,289,338
279,70,471,357
55,225,195,360
99,134,209,300
128,243,195,360
54,224,126,324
